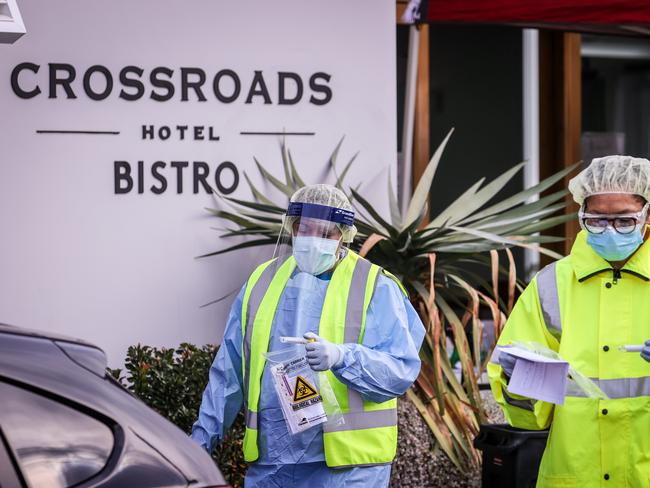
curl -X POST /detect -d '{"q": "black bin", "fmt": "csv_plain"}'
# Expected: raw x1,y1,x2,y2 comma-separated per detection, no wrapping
473,424,549,488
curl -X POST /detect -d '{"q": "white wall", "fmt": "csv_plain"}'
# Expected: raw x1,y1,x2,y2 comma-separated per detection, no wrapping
0,1,397,366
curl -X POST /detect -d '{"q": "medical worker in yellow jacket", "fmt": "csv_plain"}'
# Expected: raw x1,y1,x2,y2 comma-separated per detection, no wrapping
489,155,650,487
192,184,425,487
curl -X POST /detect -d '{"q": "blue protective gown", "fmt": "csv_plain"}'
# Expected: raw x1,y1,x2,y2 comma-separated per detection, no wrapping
192,267,425,487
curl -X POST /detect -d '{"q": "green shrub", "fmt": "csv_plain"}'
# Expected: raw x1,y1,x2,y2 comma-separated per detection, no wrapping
109,343,246,487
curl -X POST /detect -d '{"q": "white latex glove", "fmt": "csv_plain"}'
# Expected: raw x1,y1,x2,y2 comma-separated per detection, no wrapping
304,332,344,371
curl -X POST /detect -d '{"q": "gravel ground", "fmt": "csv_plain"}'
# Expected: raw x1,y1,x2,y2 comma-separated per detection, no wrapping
390,390,505,488
481,388,506,424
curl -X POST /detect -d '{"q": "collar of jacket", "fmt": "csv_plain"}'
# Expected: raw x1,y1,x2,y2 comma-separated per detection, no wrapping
570,229,650,282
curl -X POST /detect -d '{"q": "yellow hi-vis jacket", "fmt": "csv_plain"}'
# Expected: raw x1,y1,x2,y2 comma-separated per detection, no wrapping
488,230,650,488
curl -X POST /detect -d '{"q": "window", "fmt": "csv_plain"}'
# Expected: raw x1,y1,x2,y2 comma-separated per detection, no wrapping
582,34,650,163
0,382,114,488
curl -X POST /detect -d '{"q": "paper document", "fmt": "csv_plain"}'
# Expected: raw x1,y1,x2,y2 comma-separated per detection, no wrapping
502,346,569,405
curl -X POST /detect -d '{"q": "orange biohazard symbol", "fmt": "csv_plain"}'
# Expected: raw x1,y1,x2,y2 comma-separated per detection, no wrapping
293,375,318,402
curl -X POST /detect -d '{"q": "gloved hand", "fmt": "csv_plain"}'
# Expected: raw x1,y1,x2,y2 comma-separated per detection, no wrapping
641,340,650,362
304,332,344,371
499,351,517,378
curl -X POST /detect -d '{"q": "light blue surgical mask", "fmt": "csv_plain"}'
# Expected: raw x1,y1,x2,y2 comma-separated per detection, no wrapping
292,236,341,275
586,226,644,262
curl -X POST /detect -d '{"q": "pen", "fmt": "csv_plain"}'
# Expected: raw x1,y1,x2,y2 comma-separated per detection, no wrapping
618,345,644,352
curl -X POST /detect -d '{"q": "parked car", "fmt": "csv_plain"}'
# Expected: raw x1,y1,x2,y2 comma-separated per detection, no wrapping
0,323,229,488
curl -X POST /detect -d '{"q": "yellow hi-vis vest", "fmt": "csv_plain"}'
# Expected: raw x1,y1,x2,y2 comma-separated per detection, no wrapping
240,250,399,468
489,230,650,487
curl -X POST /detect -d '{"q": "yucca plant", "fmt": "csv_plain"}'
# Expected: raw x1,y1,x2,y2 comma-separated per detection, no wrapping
201,129,576,471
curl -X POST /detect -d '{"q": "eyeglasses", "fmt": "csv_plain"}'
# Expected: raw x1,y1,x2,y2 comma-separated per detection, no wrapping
579,203,649,235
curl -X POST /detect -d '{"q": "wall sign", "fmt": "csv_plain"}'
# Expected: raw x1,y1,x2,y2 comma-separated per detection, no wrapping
0,0,396,365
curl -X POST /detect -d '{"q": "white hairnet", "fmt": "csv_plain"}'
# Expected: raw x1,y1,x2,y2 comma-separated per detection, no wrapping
287,184,357,242
568,155,650,205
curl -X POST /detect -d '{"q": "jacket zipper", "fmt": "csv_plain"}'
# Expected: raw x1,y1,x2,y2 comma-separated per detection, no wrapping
613,268,621,285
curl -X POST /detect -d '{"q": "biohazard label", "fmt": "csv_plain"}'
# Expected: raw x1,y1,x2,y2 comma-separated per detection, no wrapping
293,375,319,402
292,395,323,411
270,354,327,434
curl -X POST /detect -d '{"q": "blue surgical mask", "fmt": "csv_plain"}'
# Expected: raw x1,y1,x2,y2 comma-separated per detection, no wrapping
587,226,645,262
292,236,341,275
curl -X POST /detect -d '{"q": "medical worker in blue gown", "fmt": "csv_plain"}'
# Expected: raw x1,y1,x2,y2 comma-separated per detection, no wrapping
192,184,425,487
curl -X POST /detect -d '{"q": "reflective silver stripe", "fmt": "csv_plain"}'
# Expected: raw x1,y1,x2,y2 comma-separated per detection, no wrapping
537,262,562,340
243,262,280,403
566,376,650,399
245,408,258,429
347,388,365,413
502,386,536,411
343,258,375,413
322,408,397,433
343,258,372,344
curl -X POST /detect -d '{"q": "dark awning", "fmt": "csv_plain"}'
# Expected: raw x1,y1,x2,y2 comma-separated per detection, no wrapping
423,0,650,36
